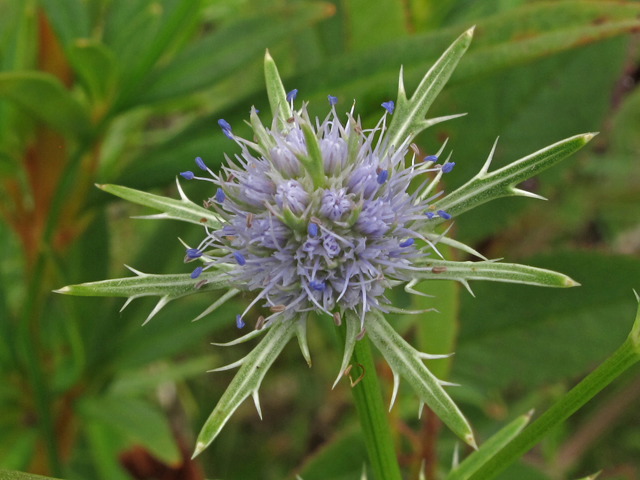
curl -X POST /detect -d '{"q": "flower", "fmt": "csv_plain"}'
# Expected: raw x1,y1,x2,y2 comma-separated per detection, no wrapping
57,28,591,458
184,93,444,331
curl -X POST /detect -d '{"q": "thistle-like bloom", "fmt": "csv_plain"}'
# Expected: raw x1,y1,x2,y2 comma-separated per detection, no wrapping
56,28,593,457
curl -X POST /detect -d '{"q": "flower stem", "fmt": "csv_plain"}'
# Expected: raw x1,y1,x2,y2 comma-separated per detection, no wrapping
338,328,402,480
468,336,640,480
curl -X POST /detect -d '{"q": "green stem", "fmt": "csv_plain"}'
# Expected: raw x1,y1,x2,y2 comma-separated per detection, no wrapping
468,337,640,480
338,329,403,480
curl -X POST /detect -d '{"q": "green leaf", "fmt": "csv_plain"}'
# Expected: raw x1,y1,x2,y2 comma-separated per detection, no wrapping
447,411,532,480
383,27,473,156
343,0,406,51
428,134,594,227
364,310,476,448
454,253,640,388
78,396,181,465
264,49,292,132
0,72,91,138
109,355,217,395
575,473,601,480
84,421,131,480
66,40,118,103
97,181,223,229
193,318,297,457
39,0,90,47
136,4,333,104
413,259,579,292
54,265,233,325
0,469,61,480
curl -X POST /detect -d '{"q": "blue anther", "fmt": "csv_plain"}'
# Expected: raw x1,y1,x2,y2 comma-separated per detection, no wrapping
190,266,203,279
309,280,325,291
286,89,298,102
423,155,438,163
236,314,245,329
307,223,318,237
426,212,434,219
328,95,337,106
186,248,202,259
441,162,455,173
218,119,231,131
377,169,389,184
233,251,246,266
222,128,233,140
437,210,451,220
399,238,414,248
381,101,394,114
215,188,225,203
180,171,194,180
195,156,207,170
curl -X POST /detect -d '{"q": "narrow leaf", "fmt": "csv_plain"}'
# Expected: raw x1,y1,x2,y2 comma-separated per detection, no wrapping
193,318,297,457
54,267,232,299
333,311,360,388
0,72,91,138
0,469,62,480
66,40,118,102
447,410,533,480
365,310,476,448
384,27,473,155
264,50,292,132
428,134,595,227
413,259,579,289
78,396,181,465
97,181,223,229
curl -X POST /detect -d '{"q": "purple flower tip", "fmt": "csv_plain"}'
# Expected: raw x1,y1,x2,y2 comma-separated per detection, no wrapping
236,314,245,329
180,171,194,180
218,119,231,131
437,210,451,220
191,266,203,279
215,188,225,203
222,128,233,140
441,162,455,173
309,280,325,291
399,238,414,248
286,89,298,102
426,212,434,219
307,223,318,237
186,248,202,259
377,169,389,185
328,95,337,106
423,155,438,163
195,156,207,171
381,101,394,114
233,251,246,266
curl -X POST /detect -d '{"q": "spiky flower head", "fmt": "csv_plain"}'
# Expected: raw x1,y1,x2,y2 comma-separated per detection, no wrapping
56,28,592,458
182,92,453,331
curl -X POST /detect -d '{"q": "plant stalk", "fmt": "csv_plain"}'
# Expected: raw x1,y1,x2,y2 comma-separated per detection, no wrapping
338,328,403,480
468,337,640,480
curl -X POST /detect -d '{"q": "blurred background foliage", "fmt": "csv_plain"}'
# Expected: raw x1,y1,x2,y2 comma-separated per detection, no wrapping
0,0,639,479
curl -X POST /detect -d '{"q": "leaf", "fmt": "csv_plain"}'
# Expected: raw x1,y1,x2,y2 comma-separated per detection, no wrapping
0,72,91,138
454,252,640,388
136,4,333,104
54,265,233,325
193,318,297,457
84,421,131,480
290,427,368,480
39,0,90,47
264,49,292,132
0,470,62,480
109,355,218,395
78,396,181,465
97,181,223,229
343,0,407,51
364,310,476,448
427,134,594,227
575,473,601,480
413,259,579,292
66,40,119,103
383,27,473,156
447,411,533,480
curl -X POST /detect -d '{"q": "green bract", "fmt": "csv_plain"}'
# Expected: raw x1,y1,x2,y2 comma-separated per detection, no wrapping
56,29,590,457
